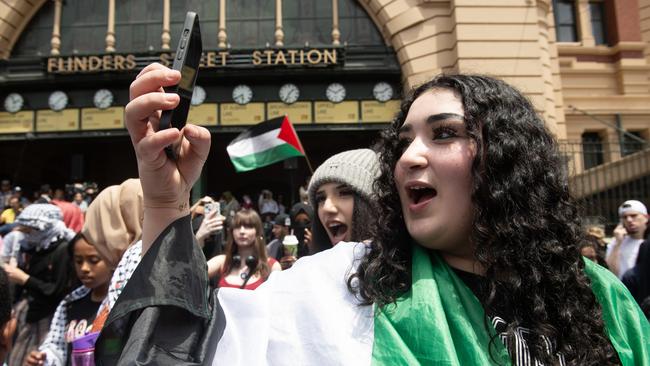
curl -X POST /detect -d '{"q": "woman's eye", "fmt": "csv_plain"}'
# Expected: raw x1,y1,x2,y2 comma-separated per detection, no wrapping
338,189,353,196
432,127,457,140
315,194,325,205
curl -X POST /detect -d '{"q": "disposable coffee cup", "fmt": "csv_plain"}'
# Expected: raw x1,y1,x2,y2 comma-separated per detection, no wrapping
283,234,299,257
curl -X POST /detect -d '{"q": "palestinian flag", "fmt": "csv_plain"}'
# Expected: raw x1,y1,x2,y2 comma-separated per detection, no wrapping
226,116,305,172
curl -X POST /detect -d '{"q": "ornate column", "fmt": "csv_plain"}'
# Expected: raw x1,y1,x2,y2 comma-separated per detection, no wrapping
50,0,62,55
218,0,227,48
161,0,171,49
275,0,284,46
331,0,340,45
106,0,116,52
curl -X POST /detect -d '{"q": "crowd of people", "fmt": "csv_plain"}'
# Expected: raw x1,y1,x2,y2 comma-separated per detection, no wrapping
0,65,648,365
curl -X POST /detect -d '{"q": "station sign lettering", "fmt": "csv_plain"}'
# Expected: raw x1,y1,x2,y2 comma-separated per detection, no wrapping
47,48,339,74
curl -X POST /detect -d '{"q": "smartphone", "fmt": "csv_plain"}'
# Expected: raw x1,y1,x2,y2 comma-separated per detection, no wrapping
159,11,202,160
204,202,220,216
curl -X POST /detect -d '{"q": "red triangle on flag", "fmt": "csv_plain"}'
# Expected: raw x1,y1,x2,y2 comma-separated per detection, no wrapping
277,116,305,155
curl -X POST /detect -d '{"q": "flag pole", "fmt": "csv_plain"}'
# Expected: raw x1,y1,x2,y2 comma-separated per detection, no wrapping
284,115,314,175
303,154,315,175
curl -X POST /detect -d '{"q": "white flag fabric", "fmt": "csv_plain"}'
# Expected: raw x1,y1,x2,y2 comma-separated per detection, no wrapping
214,242,374,365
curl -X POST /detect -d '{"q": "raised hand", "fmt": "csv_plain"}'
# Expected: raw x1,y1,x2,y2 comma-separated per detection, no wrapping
125,63,211,251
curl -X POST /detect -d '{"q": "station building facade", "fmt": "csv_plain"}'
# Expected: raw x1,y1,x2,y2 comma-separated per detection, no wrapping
1,0,648,225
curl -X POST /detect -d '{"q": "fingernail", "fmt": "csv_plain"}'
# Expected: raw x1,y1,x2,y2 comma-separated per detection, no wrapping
167,70,178,80
165,93,177,102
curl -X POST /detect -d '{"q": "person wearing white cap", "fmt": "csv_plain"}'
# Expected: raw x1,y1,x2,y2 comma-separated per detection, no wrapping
606,200,649,278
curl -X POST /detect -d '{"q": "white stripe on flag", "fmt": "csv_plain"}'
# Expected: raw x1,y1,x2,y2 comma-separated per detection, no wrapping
226,128,282,158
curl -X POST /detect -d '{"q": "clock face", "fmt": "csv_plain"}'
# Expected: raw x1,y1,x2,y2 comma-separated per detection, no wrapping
48,91,68,111
326,83,346,103
4,93,24,113
191,85,206,106
279,83,299,104
93,89,113,109
232,85,253,105
373,82,393,102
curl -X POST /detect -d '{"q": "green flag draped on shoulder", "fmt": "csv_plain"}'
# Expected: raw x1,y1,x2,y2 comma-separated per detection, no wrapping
226,116,305,172
372,244,650,365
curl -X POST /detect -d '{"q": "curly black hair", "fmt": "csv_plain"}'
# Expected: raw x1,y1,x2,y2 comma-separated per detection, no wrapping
349,75,620,365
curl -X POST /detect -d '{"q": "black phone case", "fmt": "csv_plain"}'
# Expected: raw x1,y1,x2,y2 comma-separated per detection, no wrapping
159,11,202,159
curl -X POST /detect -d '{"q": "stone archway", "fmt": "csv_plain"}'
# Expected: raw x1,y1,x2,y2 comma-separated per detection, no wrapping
1,0,565,136
355,0,456,88
0,0,48,59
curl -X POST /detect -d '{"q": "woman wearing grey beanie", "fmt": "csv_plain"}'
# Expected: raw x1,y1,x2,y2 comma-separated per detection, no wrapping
307,148,380,254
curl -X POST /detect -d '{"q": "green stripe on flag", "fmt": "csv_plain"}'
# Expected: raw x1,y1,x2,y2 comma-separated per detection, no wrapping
230,143,304,172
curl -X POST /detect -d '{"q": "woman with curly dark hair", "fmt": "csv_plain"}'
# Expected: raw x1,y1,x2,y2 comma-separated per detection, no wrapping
349,74,648,365
95,63,648,366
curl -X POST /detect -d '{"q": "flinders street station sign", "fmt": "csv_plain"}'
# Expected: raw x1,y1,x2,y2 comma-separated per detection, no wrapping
46,48,341,74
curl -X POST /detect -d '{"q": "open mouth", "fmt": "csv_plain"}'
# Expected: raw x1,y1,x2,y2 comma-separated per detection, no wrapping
326,222,349,242
407,185,437,205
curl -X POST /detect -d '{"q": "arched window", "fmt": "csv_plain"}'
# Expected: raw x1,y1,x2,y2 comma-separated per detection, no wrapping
11,0,386,57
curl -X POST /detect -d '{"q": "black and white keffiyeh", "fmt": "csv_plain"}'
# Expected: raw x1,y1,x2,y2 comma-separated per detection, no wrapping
39,286,91,366
15,204,75,251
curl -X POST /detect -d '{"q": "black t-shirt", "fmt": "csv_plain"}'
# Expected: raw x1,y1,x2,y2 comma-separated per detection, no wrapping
23,239,78,323
65,291,102,365
451,266,566,366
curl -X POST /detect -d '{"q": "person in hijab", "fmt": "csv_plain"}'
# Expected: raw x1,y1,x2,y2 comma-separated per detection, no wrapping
23,178,143,366
83,179,144,332
2,204,77,366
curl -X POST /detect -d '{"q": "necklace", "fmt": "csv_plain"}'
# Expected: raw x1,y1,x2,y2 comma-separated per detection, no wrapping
240,272,248,280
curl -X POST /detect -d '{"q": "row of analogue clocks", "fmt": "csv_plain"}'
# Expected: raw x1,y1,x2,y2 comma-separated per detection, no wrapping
3,82,394,113
224,82,394,106
3,89,115,113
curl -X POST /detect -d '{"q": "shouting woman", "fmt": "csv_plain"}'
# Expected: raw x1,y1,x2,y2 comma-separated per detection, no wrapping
95,64,648,365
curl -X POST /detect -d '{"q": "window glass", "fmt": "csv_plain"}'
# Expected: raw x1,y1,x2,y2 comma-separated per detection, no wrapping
339,0,384,46
170,0,219,50
11,1,54,57
59,0,109,54
582,132,604,169
589,2,607,45
283,2,330,46
553,0,577,42
11,0,386,56
622,131,646,156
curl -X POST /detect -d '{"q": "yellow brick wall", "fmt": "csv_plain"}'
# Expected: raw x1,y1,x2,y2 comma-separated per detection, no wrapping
639,0,650,66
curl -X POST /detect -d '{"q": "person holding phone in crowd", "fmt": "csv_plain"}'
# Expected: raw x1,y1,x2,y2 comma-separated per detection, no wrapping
191,196,225,259
606,200,648,278
95,64,648,365
206,209,280,289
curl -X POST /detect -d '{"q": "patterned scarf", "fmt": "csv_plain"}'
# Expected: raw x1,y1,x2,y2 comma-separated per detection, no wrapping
15,204,75,251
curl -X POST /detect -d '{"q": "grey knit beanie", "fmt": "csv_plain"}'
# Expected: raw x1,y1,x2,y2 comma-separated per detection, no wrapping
308,148,380,209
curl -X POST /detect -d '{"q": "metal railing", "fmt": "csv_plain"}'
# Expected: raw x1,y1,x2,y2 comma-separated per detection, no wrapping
559,140,650,230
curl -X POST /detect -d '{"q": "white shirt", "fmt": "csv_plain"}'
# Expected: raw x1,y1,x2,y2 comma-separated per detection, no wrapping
607,236,645,278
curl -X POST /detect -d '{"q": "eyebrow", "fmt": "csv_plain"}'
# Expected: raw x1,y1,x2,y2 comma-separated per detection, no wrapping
398,113,465,134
